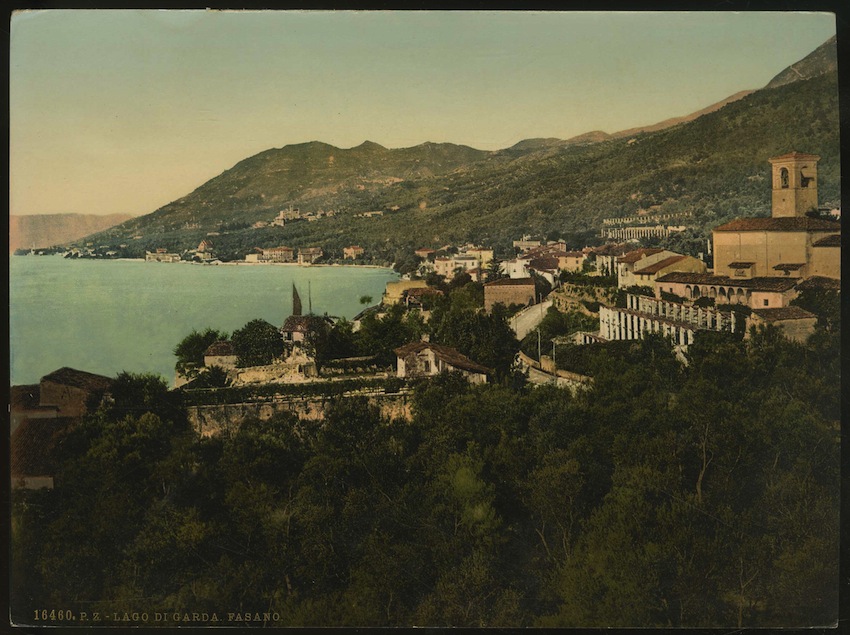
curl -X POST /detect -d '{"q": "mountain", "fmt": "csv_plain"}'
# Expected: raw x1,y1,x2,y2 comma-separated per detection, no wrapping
81,38,839,259
764,35,837,89
10,213,133,252
609,90,755,139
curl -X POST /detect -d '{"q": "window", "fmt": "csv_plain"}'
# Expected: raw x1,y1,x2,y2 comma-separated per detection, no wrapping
763,299,769,307
424,360,431,373
780,167,789,188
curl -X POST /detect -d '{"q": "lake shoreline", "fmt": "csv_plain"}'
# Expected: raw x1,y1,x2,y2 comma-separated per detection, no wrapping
12,254,397,272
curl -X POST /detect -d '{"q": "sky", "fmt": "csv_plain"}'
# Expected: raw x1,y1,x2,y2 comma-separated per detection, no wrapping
10,10,837,217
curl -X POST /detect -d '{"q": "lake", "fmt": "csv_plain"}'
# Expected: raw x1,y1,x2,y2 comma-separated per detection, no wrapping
9,256,398,386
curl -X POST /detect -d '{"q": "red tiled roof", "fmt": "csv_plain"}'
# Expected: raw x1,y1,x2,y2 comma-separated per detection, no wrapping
769,152,821,161
593,243,632,256
813,234,841,247
281,315,328,333
484,277,535,287
751,306,816,322
528,257,560,271
405,287,443,298
655,272,799,292
204,340,235,356
617,248,664,264
634,255,686,275
394,341,492,375
40,368,113,392
713,217,840,232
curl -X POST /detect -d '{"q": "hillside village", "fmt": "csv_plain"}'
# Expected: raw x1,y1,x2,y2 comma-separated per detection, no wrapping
173,151,839,389
12,149,841,486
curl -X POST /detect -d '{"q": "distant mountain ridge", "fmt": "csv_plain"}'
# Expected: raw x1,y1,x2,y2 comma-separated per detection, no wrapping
80,36,839,257
10,213,133,252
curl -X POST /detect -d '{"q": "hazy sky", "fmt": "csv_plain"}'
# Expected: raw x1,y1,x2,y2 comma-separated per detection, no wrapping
10,10,836,217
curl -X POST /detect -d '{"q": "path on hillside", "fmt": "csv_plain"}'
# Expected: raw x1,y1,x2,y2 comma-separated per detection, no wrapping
509,299,552,340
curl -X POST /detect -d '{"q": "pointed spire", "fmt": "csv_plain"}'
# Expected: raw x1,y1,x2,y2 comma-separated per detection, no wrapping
292,283,302,316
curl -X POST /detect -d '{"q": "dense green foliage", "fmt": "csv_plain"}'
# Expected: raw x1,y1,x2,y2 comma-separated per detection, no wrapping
231,319,284,367
12,321,839,627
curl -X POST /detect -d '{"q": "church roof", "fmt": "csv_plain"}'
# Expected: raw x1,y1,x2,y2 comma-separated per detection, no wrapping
713,217,840,232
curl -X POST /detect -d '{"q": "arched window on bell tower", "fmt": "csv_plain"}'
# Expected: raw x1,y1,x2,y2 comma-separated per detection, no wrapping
780,167,789,188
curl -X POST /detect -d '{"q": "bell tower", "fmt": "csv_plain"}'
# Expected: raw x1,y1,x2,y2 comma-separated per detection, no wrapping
769,152,820,218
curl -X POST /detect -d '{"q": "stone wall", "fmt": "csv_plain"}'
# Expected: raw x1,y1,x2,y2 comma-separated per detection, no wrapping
187,391,412,437
552,284,614,315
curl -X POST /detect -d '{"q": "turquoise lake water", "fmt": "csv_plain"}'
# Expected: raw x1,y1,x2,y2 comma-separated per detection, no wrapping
9,256,397,386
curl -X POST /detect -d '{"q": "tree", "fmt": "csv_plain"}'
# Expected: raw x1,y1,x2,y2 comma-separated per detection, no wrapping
231,319,284,367
173,328,228,371
193,365,231,388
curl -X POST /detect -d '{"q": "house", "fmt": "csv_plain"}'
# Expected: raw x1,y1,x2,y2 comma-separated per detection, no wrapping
383,279,430,305
203,340,238,369
343,245,365,260
298,247,323,264
280,314,333,346
591,243,632,277
39,367,113,418
484,277,536,311
261,246,295,263
145,249,180,262
616,248,669,287
746,306,818,343
630,254,707,288
197,239,214,253
10,367,113,489
513,236,542,253
557,251,587,272
502,258,531,279
434,255,481,280
394,341,490,384
526,256,561,285
402,286,444,308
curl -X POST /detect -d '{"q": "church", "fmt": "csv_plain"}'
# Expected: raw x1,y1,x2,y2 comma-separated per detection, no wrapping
593,152,840,345
654,152,839,309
